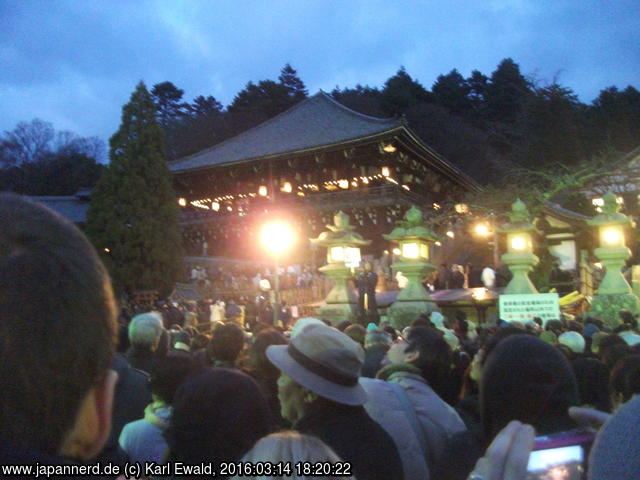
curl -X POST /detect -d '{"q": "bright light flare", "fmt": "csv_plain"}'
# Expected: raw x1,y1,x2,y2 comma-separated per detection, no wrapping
260,221,295,255
511,235,527,251
177,197,187,207
602,227,622,246
475,223,490,236
402,242,420,259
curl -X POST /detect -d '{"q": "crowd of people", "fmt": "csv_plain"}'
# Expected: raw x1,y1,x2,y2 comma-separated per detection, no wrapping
2,193,640,480
188,264,320,292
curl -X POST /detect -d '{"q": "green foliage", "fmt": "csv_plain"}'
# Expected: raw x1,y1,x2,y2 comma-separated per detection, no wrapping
485,58,532,123
590,86,640,153
86,82,183,296
515,83,587,168
0,152,104,195
278,63,308,100
380,67,431,115
330,84,385,117
151,81,188,126
431,69,472,116
530,241,555,292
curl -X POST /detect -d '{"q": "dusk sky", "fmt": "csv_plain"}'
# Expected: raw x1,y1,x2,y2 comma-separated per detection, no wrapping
2,0,638,147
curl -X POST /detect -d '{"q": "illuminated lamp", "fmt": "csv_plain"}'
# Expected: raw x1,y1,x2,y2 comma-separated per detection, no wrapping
258,185,268,197
281,182,292,193
383,205,439,328
309,211,372,324
178,197,187,207
497,199,539,294
383,144,397,153
212,202,220,212
338,179,349,189
508,232,531,253
601,226,624,247
455,203,469,214
381,166,390,177
446,230,455,239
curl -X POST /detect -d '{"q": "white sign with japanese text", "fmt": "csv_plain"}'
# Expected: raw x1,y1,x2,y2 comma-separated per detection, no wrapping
499,293,561,324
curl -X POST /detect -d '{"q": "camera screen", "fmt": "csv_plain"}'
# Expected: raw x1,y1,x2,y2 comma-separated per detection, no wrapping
527,445,584,480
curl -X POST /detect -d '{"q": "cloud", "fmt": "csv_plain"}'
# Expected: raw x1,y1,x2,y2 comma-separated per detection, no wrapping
0,0,637,142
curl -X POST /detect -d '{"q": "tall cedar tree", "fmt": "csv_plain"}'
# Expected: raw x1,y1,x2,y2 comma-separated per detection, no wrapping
86,82,182,296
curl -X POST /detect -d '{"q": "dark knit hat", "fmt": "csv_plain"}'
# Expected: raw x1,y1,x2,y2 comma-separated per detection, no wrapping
589,395,640,480
481,335,579,441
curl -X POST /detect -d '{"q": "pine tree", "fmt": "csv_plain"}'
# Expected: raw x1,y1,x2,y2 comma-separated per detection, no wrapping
380,67,431,115
485,58,532,123
278,63,308,100
431,69,473,116
86,81,183,296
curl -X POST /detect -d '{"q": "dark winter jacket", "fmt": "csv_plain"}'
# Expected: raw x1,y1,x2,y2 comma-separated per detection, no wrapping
294,399,403,480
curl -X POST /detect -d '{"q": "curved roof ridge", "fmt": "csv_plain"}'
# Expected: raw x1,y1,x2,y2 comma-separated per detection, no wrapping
318,89,401,125
170,91,402,172
169,93,321,167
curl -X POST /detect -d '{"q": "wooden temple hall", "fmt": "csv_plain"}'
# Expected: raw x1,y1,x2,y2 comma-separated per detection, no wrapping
170,91,481,261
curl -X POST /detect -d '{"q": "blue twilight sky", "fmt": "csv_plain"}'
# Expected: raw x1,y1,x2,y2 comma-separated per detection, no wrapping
1,0,638,145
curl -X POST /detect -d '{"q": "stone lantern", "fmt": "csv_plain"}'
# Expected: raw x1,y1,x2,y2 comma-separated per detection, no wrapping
498,199,539,294
384,206,440,328
587,192,640,326
310,211,371,324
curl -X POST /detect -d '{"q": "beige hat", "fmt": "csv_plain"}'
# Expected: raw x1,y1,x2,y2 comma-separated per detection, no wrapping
267,323,368,405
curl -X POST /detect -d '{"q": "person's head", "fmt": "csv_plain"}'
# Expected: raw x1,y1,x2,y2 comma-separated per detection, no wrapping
591,331,610,355
558,331,586,354
267,323,367,424
335,320,352,332
545,319,564,334
405,326,452,392
149,352,194,405
589,395,640,480
600,340,632,370
364,329,392,351
0,194,118,458
480,335,579,442
128,312,164,352
344,324,366,346
191,333,210,351
610,354,640,407
208,322,245,363
411,315,432,329
247,328,287,377
170,330,191,352
571,357,612,413
165,368,272,465
619,309,637,330
237,431,354,480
